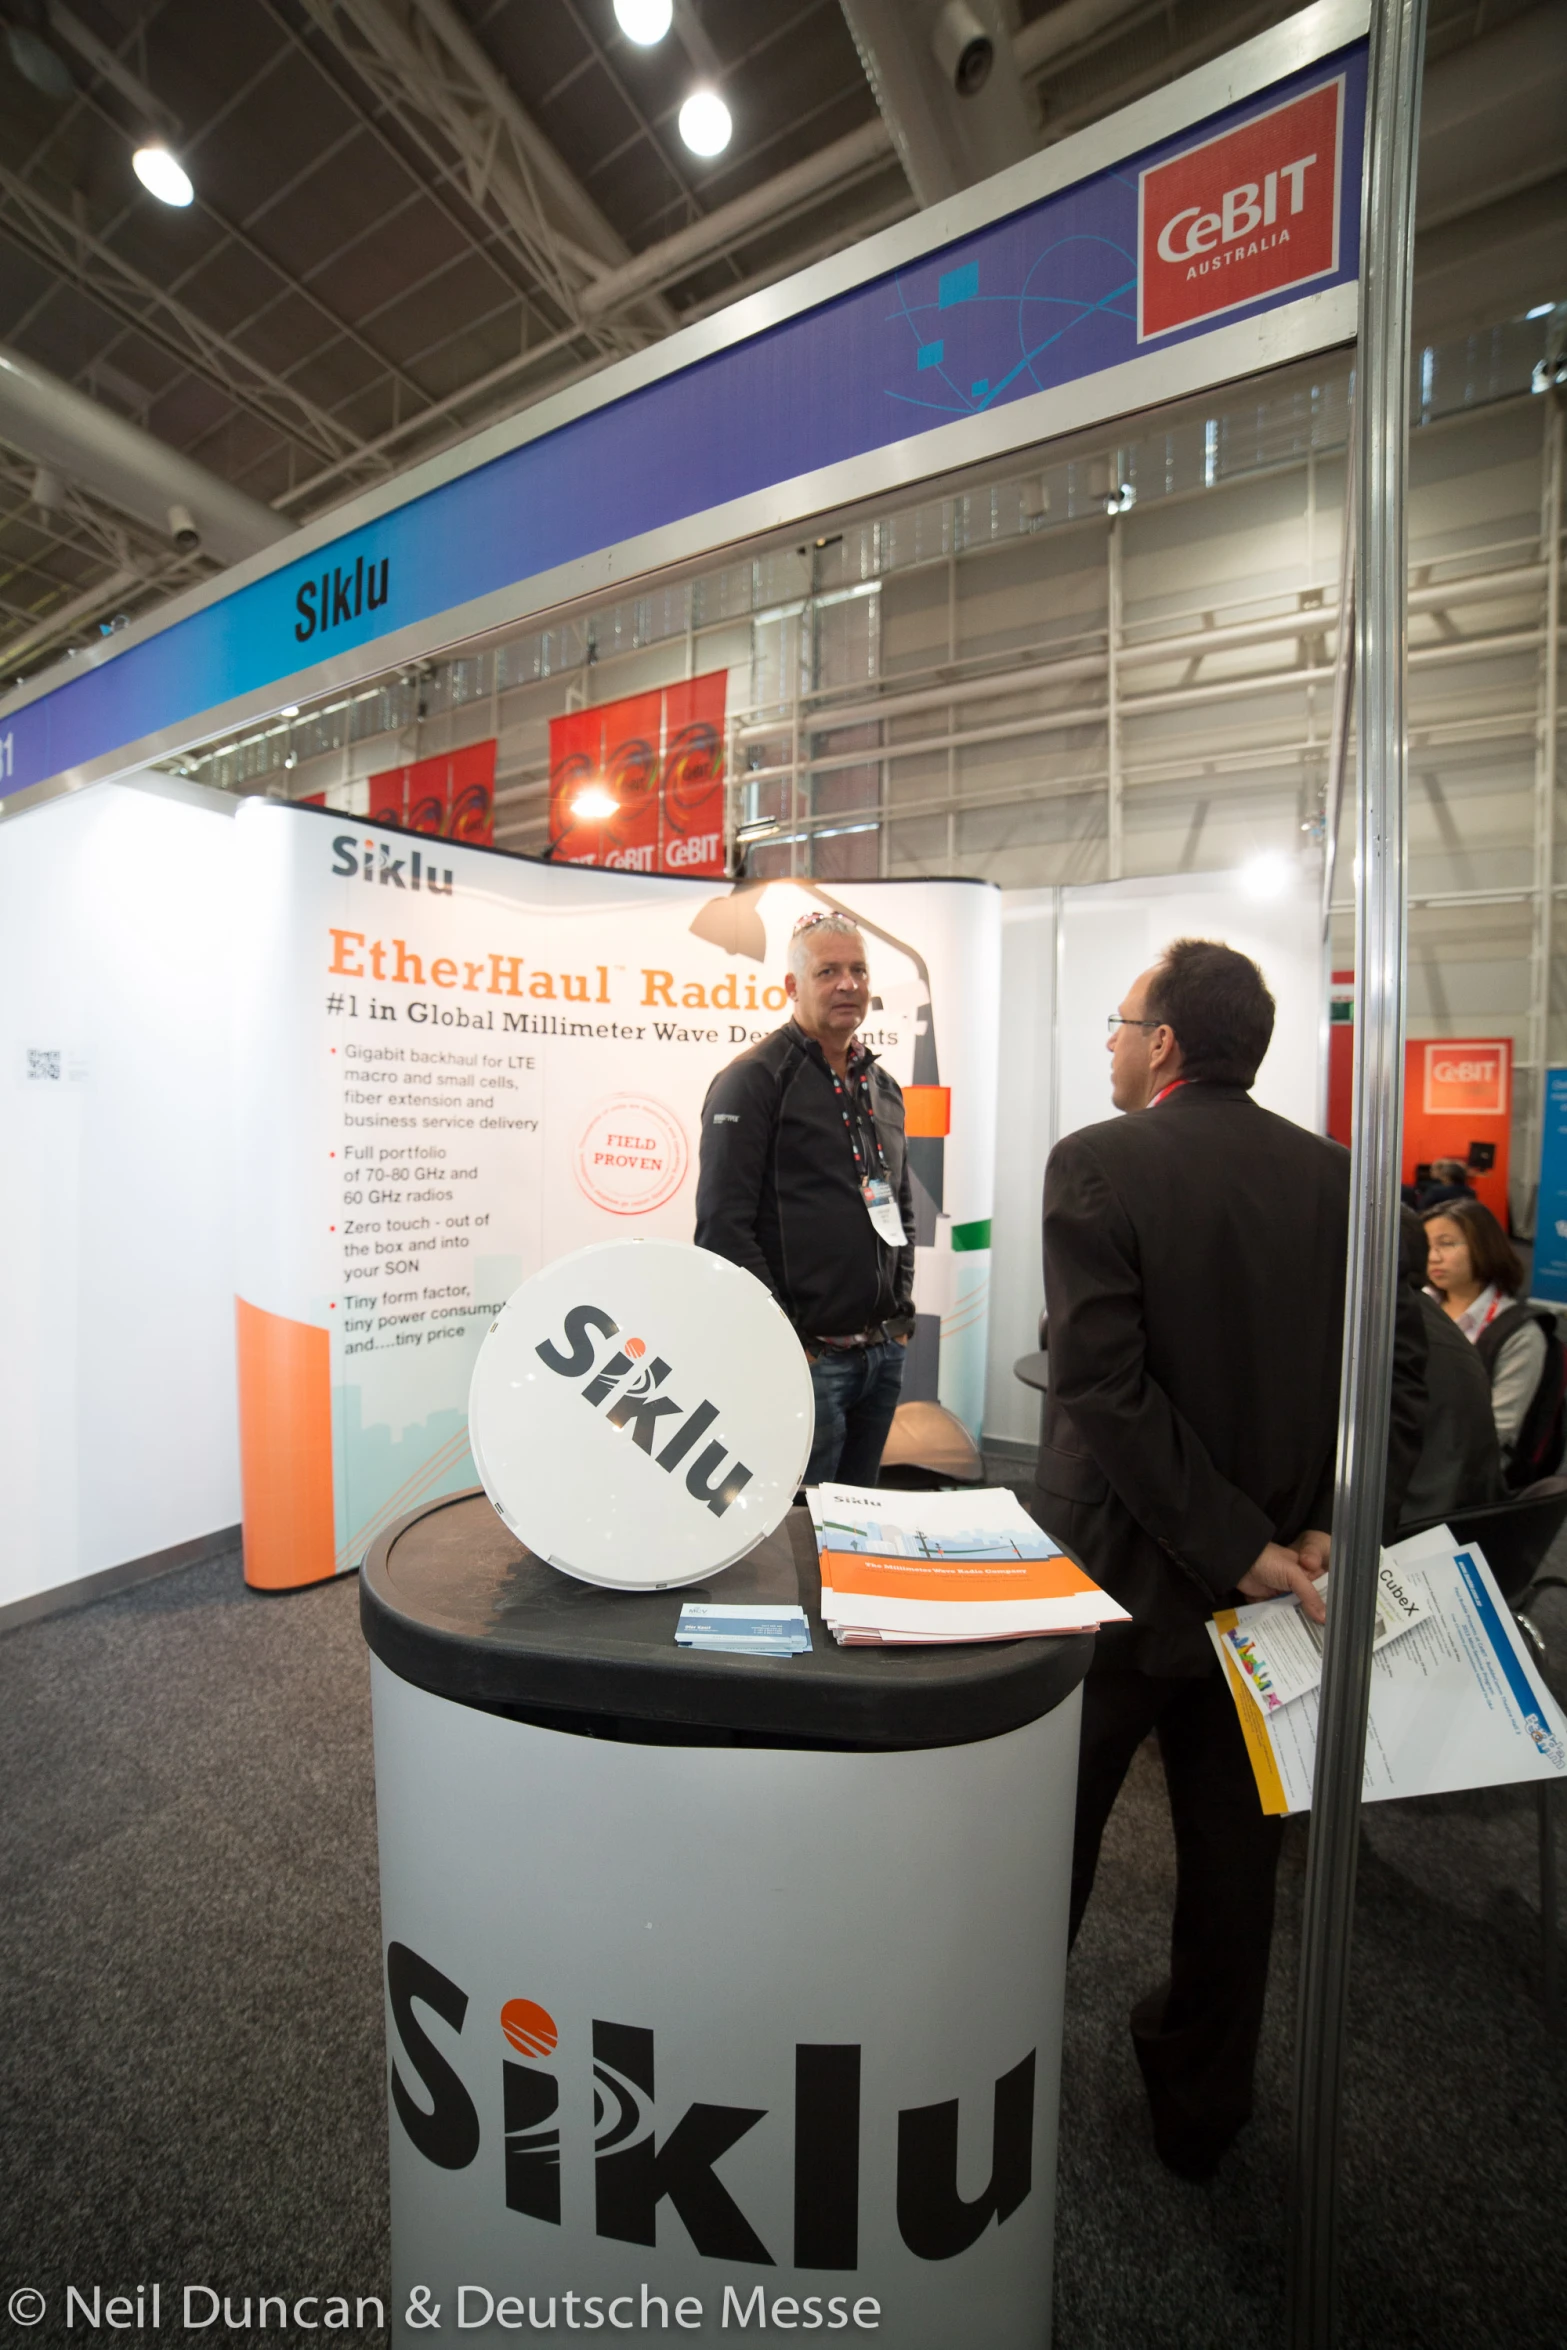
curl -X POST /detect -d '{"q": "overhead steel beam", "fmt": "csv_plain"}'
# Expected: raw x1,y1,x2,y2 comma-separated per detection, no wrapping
45,1,182,135
838,0,1035,206
406,0,655,283
0,340,289,565
0,165,367,468
0,567,145,673
1010,0,1147,77
299,0,671,341
1416,2,1567,233
579,118,895,317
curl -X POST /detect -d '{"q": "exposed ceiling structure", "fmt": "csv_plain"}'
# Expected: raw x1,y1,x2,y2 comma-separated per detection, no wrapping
0,0,1558,694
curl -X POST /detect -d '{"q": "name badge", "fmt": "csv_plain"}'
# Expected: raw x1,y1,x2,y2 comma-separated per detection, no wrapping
861,1177,908,1245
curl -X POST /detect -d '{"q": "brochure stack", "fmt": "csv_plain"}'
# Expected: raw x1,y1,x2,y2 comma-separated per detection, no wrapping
807,1483,1129,1645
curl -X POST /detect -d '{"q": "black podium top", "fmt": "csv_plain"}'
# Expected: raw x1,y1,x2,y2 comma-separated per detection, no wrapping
361,1490,1092,1752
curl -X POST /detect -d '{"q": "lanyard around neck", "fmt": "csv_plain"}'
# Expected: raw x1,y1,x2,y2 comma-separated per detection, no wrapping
823,1049,889,1184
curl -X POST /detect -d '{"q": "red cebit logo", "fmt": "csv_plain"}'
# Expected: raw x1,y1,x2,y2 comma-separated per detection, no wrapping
1138,77,1345,342
1424,1043,1506,1115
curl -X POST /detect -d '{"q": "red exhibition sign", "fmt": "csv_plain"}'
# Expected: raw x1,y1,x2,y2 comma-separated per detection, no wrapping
549,672,727,876
368,739,496,844
1138,76,1344,341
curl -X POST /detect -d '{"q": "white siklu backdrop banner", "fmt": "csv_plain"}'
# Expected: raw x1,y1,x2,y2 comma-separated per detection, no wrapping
232,800,1000,1587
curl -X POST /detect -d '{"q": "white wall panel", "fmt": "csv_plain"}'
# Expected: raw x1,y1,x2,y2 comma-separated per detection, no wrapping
984,864,1323,1450
0,776,241,1615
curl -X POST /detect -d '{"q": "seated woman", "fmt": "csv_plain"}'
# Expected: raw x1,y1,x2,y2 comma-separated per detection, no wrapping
1396,1208,1501,1526
1422,1196,1545,1479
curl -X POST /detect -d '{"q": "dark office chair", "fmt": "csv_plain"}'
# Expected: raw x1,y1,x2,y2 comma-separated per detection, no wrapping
1440,1476,1567,1607
1401,1476,1567,2035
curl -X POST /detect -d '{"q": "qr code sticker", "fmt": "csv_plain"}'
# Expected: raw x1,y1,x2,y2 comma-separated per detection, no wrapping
26,1049,62,1081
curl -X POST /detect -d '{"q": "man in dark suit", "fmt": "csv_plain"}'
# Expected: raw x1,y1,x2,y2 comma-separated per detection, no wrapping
1031,938,1424,2179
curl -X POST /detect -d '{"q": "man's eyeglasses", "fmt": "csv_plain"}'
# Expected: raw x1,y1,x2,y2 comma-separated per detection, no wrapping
1107,1014,1159,1033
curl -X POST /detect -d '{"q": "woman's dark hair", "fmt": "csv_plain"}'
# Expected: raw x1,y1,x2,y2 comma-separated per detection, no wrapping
1420,1194,1524,1296
1398,1205,1429,1291
1144,938,1276,1087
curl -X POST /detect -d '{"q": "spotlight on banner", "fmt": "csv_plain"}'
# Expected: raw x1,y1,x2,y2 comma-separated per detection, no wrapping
571,783,619,822
1239,851,1292,901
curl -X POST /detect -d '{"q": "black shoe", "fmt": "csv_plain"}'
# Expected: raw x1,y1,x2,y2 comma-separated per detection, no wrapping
1152,2131,1226,2184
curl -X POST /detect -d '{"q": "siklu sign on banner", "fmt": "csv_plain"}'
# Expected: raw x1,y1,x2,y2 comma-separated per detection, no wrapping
548,672,727,876
1138,76,1344,339
369,740,496,845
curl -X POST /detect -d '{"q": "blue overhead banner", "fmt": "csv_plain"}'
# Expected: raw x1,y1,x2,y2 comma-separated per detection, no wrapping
1533,1068,1567,1306
0,22,1365,799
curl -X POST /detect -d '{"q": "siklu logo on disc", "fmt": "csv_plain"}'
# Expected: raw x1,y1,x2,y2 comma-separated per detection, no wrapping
467,1239,813,1589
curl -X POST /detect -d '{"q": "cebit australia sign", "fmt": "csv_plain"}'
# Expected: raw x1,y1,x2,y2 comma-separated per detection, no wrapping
1138,76,1345,341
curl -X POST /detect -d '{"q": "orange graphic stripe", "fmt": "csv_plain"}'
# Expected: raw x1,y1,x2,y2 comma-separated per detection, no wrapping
903,1084,951,1138
235,1298,336,1591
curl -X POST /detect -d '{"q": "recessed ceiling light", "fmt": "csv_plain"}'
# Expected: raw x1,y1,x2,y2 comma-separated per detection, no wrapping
678,89,732,157
133,145,193,207
1526,301,1555,320
614,0,672,42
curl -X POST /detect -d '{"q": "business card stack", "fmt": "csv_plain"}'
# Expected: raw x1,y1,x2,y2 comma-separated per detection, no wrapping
807,1484,1129,1646
675,1602,812,1658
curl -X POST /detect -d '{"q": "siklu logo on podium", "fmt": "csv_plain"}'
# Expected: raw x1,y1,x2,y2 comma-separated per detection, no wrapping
387,1943,1038,2271
1137,76,1345,341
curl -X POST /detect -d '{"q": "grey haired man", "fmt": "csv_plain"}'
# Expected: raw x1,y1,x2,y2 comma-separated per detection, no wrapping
694,911,915,1484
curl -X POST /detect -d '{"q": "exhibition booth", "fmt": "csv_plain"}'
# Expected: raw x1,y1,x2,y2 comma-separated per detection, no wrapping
8,0,1550,2338
0,0,1376,1631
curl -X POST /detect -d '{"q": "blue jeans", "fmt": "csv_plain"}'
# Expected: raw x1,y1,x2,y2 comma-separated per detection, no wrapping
805,1340,906,1486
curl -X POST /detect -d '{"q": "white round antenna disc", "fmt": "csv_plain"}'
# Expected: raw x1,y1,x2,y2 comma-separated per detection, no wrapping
468,1239,814,1590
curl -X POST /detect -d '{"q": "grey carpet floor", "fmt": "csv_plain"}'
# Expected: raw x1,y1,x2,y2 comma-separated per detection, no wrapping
2,1535,1564,2348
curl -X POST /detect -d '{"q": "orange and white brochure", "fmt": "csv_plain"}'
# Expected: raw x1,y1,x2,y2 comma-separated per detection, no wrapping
807,1483,1129,1644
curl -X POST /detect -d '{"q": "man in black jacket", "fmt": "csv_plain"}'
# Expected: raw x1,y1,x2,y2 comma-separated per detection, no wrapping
1032,938,1425,2179
695,911,915,1484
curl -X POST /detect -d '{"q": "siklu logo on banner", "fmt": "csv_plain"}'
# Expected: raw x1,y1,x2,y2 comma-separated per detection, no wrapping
549,672,727,877
1137,76,1344,341
368,738,495,845
387,1943,1037,2271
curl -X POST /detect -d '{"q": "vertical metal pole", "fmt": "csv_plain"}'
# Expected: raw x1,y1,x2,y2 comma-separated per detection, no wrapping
1318,427,1358,1134
1106,513,1124,879
947,542,959,870
1539,1782,1560,2037
1525,399,1563,1229
1048,883,1065,1154
1319,434,1358,950
1287,2,1426,2343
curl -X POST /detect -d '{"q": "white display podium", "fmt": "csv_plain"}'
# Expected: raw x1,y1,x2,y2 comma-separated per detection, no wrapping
362,1495,1089,2347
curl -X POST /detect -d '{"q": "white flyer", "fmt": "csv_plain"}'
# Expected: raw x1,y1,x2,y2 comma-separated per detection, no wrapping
1210,1529,1567,1815
1217,1561,1428,1715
